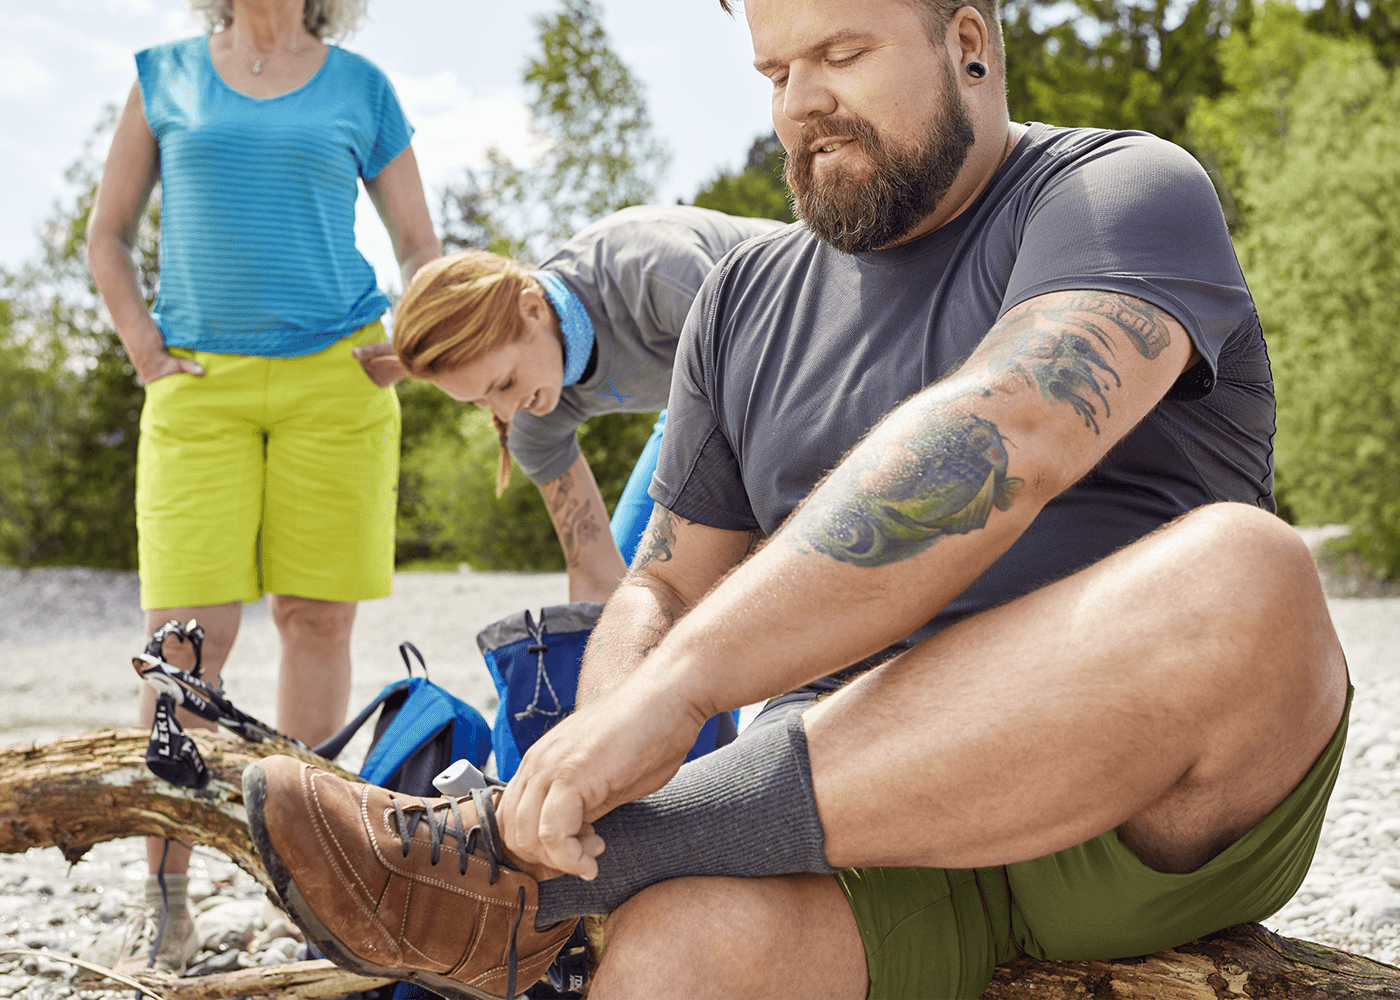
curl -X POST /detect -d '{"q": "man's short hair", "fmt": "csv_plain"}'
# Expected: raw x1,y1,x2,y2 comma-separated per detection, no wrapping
718,0,1005,67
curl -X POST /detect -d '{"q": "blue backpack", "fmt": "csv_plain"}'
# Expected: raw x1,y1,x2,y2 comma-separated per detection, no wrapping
313,641,492,798
477,603,736,782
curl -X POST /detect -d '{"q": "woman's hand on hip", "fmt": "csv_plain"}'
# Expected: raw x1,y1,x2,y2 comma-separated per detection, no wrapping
138,350,205,386
353,341,407,387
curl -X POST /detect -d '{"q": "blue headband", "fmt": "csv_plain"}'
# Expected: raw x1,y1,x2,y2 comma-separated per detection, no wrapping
532,271,594,387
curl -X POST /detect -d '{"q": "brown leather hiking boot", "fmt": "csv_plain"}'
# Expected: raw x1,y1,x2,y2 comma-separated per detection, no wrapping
243,755,577,1000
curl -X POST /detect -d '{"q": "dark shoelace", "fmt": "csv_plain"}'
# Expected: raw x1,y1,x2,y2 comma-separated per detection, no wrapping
389,787,524,998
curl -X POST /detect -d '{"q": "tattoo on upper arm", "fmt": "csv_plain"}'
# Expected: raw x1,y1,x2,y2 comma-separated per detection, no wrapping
782,295,1166,570
629,507,677,574
546,465,604,567
983,293,1172,434
788,413,1022,568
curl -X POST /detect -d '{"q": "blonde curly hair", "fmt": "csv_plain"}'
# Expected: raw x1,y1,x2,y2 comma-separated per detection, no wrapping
189,0,368,41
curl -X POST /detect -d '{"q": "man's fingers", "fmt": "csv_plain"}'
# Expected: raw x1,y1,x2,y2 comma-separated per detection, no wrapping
500,769,547,863
177,357,206,376
577,826,606,860
537,782,599,879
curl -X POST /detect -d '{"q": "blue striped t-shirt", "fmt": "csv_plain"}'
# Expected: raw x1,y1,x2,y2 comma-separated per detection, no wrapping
136,36,413,357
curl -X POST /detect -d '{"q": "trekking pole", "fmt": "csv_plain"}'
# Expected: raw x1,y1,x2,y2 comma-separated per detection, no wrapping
132,654,308,748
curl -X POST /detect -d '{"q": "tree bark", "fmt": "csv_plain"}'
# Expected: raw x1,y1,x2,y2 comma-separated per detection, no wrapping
982,922,1400,998
4,730,1399,999
131,959,390,999
0,727,347,896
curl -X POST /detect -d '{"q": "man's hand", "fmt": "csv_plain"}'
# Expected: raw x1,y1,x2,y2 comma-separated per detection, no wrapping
137,349,205,385
353,341,408,387
499,673,709,880
499,507,757,878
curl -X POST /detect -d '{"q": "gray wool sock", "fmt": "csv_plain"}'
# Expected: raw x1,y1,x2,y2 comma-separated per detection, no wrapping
143,872,190,913
536,705,836,926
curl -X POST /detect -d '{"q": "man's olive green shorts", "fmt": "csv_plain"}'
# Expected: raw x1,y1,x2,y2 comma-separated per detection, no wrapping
136,322,400,610
837,686,1351,999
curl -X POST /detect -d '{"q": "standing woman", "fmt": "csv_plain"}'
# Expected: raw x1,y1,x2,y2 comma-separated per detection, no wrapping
86,0,439,972
380,205,785,603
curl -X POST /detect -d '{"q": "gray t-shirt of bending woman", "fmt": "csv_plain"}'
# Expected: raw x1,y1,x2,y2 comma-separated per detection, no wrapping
507,204,787,485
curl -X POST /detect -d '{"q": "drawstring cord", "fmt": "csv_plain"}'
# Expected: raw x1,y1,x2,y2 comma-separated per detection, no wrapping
513,610,562,723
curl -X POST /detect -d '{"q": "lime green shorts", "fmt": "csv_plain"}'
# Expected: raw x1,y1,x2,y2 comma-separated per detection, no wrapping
839,686,1352,999
136,322,400,609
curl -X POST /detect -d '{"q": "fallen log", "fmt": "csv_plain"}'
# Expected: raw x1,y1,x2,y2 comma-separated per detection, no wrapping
982,922,1400,997
2,949,390,1000
118,958,390,999
0,727,348,895
4,730,1399,999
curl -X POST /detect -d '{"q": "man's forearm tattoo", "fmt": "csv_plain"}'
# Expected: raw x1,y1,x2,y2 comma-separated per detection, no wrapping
788,414,1022,568
547,466,604,568
983,293,1171,434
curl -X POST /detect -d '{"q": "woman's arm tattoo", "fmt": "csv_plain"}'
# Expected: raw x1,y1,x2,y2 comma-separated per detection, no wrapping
546,465,605,568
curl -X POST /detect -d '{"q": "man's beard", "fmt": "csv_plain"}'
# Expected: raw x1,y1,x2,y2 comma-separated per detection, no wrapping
786,68,976,254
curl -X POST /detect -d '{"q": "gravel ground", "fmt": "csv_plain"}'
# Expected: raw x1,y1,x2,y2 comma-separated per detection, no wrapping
0,529,1397,996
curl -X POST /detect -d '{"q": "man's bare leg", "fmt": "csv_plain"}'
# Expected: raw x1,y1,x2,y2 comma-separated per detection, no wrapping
593,874,866,1000
591,504,1346,994
809,503,1346,873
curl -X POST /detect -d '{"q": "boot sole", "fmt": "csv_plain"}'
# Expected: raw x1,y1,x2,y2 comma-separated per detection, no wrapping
243,762,504,1000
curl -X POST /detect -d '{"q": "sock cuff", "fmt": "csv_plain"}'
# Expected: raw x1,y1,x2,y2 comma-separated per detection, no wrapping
145,872,190,906
536,696,836,925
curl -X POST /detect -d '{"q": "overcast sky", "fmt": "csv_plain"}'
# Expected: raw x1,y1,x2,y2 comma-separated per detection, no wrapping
0,0,777,293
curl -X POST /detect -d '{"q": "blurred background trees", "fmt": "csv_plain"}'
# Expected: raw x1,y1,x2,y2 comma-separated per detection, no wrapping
1,119,151,568
2,0,1398,575
1189,2,1400,576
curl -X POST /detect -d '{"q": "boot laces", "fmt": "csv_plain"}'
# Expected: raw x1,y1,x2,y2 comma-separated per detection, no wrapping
389,786,507,883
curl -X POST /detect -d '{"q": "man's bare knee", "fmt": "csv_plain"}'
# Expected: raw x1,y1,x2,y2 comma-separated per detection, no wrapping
1149,504,1336,675
592,875,865,1000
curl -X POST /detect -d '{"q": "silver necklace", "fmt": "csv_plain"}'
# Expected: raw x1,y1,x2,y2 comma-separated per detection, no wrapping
236,30,300,75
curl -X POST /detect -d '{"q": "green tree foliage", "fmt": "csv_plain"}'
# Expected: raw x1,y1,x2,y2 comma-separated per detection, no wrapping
438,0,670,262
1,125,152,568
400,0,670,569
1188,4,1351,224
0,300,70,564
1190,4,1400,575
396,399,658,571
693,132,796,223
1002,0,1246,147
1304,0,1400,68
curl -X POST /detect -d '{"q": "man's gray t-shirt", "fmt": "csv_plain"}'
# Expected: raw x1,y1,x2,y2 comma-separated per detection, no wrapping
653,124,1274,647
507,205,785,485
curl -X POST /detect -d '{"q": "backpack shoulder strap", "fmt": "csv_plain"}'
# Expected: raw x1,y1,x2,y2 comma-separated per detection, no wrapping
311,679,411,761
359,679,457,786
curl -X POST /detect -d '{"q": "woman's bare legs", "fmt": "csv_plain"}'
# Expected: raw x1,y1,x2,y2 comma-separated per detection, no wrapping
269,595,357,749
